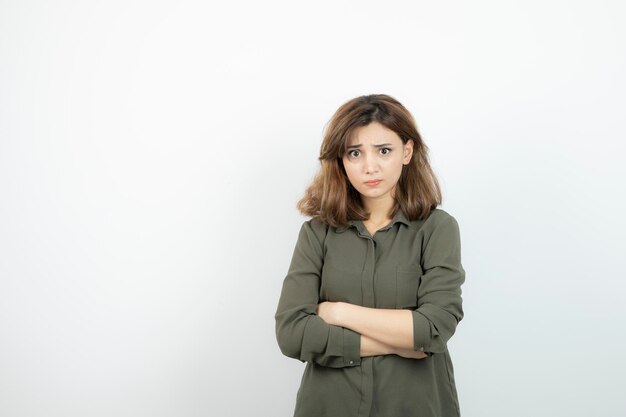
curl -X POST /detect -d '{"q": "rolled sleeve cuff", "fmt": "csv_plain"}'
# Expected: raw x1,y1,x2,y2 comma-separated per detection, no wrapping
412,310,435,355
342,327,362,366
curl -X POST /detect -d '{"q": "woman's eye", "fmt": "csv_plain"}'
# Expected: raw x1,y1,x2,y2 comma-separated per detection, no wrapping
380,147,391,155
348,150,360,158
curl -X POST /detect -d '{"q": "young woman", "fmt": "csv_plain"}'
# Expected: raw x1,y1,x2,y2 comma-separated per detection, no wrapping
274,94,466,417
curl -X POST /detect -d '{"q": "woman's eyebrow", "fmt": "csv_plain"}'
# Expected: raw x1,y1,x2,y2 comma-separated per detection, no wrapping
346,142,393,150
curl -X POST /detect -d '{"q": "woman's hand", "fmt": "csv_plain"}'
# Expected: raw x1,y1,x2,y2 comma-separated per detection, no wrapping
316,301,344,326
392,348,429,360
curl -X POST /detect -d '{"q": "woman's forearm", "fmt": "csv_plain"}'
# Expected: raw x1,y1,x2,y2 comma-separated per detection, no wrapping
360,334,393,356
361,334,428,359
318,301,414,350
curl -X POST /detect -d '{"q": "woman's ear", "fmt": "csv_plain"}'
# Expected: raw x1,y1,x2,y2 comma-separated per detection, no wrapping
403,139,414,164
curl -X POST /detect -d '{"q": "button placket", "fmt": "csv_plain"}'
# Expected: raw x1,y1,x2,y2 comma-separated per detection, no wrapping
360,237,376,308
351,229,376,417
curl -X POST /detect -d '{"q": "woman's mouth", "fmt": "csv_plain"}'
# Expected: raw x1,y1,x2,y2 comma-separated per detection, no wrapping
364,180,382,186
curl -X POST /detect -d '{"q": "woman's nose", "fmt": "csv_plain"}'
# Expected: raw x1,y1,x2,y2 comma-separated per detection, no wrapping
364,153,379,174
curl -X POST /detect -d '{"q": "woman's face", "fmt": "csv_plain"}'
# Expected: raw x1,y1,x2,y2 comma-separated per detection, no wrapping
342,122,413,210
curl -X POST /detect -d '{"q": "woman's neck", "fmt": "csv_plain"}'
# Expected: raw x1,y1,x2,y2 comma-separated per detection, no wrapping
363,198,394,224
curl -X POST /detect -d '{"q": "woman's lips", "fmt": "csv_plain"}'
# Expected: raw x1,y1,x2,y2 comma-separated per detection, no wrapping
364,180,382,186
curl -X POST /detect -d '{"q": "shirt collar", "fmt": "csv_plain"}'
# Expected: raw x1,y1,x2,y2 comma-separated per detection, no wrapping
335,209,410,233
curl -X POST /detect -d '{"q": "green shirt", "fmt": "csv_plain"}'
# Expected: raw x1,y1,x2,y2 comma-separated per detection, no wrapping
274,208,466,417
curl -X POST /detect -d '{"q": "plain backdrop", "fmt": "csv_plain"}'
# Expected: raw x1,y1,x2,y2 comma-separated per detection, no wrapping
1,1,625,416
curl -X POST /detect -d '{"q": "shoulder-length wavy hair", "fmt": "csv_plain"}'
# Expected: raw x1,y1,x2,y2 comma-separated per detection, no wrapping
296,94,442,228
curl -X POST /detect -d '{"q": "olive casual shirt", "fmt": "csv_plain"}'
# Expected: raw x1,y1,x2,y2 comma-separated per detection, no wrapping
275,208,465,417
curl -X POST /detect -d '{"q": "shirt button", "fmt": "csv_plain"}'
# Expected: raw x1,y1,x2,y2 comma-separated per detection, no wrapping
349,360,354,364
419,347,424,351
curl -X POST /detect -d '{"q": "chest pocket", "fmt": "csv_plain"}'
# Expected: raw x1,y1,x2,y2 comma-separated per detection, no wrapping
396,263,423,309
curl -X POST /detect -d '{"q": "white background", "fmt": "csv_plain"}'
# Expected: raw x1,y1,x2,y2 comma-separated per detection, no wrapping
1,1,625,416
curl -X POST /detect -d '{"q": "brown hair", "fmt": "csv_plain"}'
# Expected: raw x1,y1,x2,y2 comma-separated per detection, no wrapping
296,94,442,228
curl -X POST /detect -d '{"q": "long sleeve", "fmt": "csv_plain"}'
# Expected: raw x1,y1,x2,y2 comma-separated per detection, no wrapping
274,220,362,368
411,214,465,355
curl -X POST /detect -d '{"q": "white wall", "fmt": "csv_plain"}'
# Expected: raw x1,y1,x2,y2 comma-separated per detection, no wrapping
1,1,624,416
